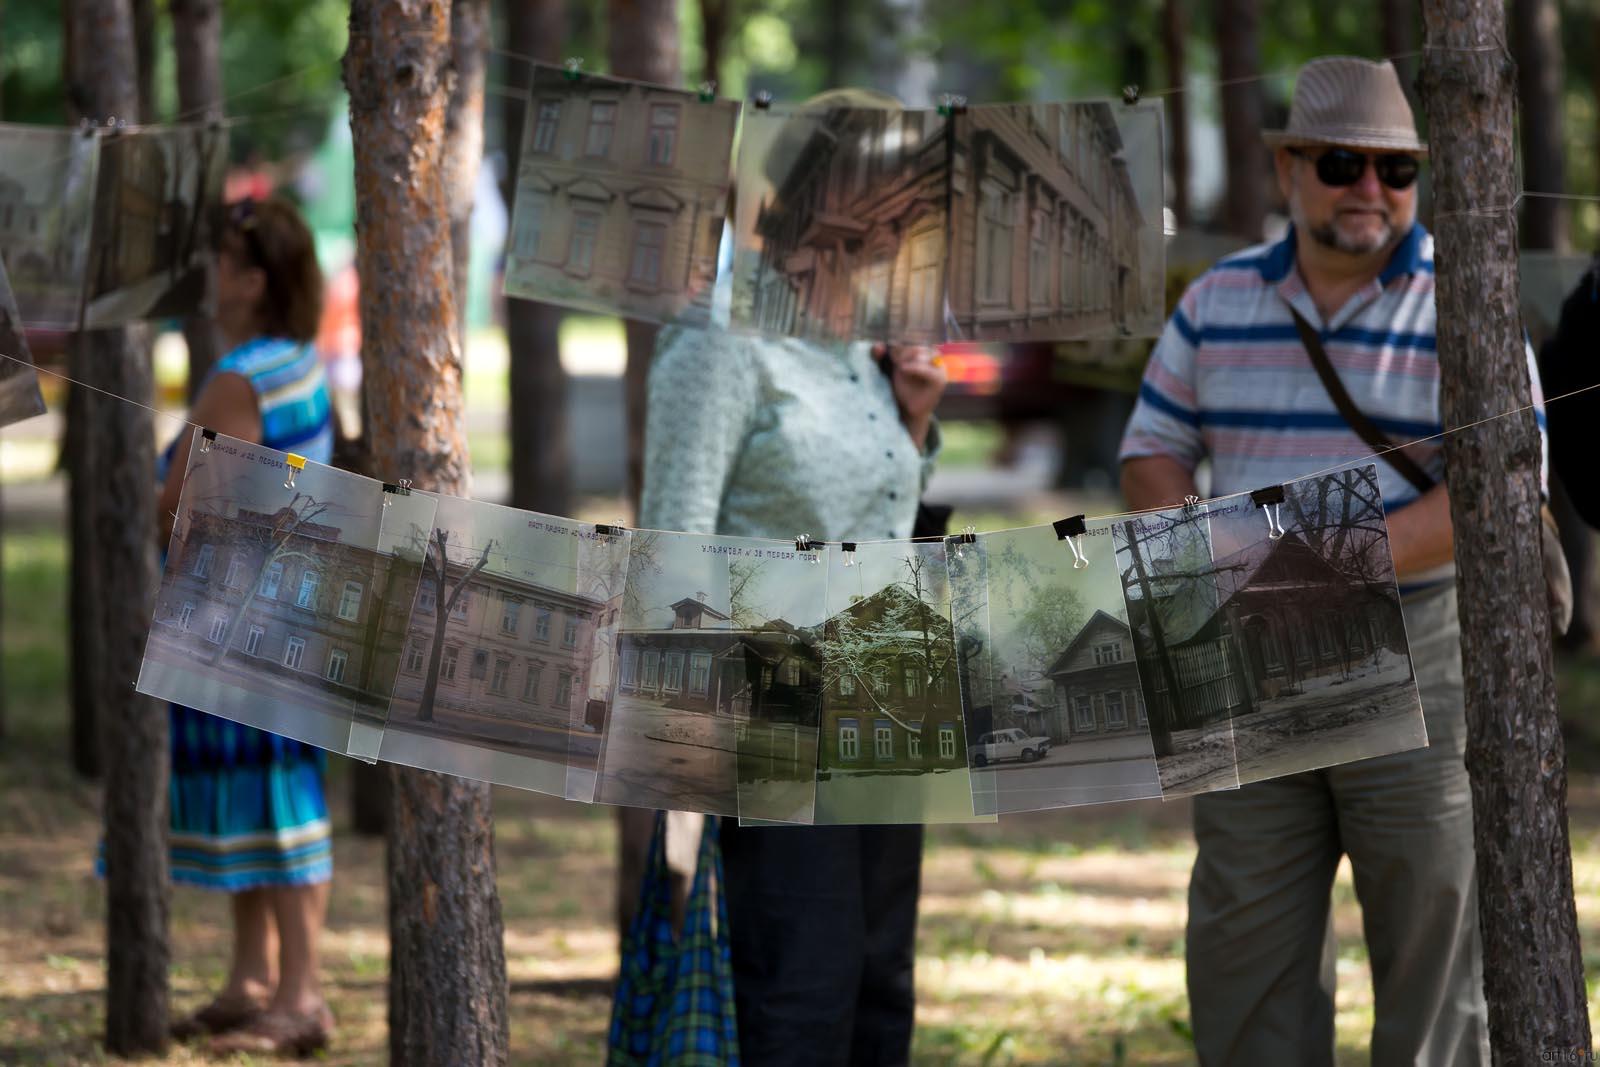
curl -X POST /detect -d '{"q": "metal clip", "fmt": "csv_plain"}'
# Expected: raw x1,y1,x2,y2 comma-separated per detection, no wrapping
937,93,968,117
1122,84,1141,105
283,453,307,490
951,525,977,558
595,521,626,543
562,57,584,80
1052,515,1090,569
197,428,216,454
698,81,717,102
754,90,773,110
1250,485,1287,540
382,479,413,507
841,541,857,567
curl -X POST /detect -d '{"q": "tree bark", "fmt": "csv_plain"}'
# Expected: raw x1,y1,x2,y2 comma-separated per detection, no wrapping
171,0,224,396
699,0,729,89
131,0,154,121
1161,0,1190,227
344,3,509,1063
67,0,168,1054
1419,1,1591,1054
1213,0,1264,240
504,0,571,516
1511,0,1568,252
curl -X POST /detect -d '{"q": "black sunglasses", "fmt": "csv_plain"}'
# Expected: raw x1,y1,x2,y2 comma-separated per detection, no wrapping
1290,147,1420,191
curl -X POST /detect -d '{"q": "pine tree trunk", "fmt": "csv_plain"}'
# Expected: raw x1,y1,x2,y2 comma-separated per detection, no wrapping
1419,1,1591,1052
1511,0,1568,251
1161,0,1190,227
504,0,571,515
68,0,168,1054
171,0,223,396
344,3,509,1062
1213,0,1264,240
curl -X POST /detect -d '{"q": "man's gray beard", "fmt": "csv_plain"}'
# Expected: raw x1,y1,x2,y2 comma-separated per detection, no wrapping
1308,217,1393,255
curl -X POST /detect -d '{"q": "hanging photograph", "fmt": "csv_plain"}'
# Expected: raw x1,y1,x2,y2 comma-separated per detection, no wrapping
1204,467,1427,785
0,255,47,428
947,99,1165,343
729,103,950,344
0,122,99,329
371,496,628,798
811,540,988,825
564,524,635,802
137,432,393,756
1112,502,1240,798
80,122,228,329
503,64,739,326
960,522,1161,815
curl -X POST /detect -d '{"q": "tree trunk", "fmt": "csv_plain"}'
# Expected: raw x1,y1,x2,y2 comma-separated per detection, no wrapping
131,0,154,121
171,0,223,396
1511,0,1568,251
1161,0,1190,227
1213,0,1264,240
504,0,571,516
445,0,488,348
698,0,729,89
344,3,509,1063
1381,0,1419,108
1419,2,1590,1053
67,0,168,1054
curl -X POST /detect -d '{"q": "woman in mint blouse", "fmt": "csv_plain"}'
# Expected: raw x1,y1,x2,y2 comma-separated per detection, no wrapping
640,323,946,1065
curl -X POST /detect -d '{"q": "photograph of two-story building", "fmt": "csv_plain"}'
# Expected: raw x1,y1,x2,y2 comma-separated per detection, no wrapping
373,495,629,800
138,434,411,757
946,100,1164,343
503,64,738,327
813,542,987,825
0,255,46,429
957,522,1162,815
0,122,99,329
730,104,950,344
81,123,228,329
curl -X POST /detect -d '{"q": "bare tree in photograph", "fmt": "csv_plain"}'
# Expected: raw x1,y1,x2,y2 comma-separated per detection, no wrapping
727,556,771,627
415,530,494,723
171,0,222,396
1420,0,1589,1051
345,1,509,1062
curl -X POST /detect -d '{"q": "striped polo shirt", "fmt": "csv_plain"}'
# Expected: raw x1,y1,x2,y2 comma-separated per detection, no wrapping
1119,223,1546,593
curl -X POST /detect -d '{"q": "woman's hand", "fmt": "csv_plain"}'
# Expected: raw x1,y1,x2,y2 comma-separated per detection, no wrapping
874,344,947,451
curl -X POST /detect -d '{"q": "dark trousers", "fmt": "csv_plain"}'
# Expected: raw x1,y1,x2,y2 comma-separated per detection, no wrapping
719,820,924,1067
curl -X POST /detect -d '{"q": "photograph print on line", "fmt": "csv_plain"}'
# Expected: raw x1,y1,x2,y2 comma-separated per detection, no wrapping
0,254,47,428
0,122,99,329
503,64,739,326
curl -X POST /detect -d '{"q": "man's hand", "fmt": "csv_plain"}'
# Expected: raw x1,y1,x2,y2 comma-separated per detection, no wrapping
873,343,947,450
1122,455,1199,512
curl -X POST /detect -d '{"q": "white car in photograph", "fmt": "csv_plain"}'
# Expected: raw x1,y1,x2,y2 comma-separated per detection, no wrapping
972,728,1052,767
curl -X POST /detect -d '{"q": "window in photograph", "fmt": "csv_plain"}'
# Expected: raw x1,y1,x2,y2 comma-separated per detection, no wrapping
405,638,425,673
1261,622,1286,672
192,543,215,578
689,651,712,697
902,662,921,699
1029,208,1052,307
978,178,1015,304
938,723,957,760
261,560,284,599
760,665,775,691
783,660,801,686
471,649,488,680
584,101,616,158
451,587,472,620
1133,689,1147,725
1292,622,1314,666
441,645,459,681
337,581,363,622
514,194,546,261
872,674,890,699
1316,616,1337,657
326,649,348,684
418,582,437,614
207,613,228,645
627,220,666,290
839,673,856,697
244,624,264,656
295,569,319,610
522,664,542,702
554,672,572,709
178,601,195,631
642,650,660,689
223,556,245,589
1105,690,1127,729
1076,221,1091,309
838,718,860,761
1074,694,1095,732
664,651,684,692
535,608,552,642
874,720,894,761
1094,641,1122,666
563,615,579,648
490,657,510,695
501,595,521,635
620,648,639,688
908,730,922,759
906,228,941,334
646,103,680,165
283,636,305,671
532,99,561,154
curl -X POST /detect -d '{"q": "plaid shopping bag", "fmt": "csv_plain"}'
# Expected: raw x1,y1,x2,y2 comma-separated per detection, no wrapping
607,813,740,1067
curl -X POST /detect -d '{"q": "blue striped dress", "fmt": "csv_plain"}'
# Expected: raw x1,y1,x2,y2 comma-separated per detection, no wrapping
168,337,336,890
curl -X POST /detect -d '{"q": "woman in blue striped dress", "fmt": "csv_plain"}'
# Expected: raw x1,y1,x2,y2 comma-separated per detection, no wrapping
156,198,338,1056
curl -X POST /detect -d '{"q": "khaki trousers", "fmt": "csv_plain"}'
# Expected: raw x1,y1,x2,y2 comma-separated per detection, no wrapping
1187,586,1490,1066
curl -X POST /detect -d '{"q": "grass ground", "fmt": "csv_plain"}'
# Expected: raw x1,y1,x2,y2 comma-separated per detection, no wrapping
6,523,1600,1065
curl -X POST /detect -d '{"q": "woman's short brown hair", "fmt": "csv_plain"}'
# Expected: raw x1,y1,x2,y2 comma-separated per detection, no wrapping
220,197,324,343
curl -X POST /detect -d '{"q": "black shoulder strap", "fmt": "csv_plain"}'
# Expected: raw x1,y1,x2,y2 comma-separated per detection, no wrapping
1287,306,1437,495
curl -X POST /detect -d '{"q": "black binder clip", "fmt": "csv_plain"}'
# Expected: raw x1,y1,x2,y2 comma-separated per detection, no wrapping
562,57,584,81
1122,84,1141,105
937,93,968,117
795,534,822,562
1053,515,1089,569
949,525,977,558
595,522,626,540
197,428,216,454
754,90,773,110
698,81,717,103
1250,485,1287,540
841,541,857,567
382,479,413,507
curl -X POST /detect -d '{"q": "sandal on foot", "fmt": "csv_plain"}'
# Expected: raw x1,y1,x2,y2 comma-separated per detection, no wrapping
208,1005,334,1058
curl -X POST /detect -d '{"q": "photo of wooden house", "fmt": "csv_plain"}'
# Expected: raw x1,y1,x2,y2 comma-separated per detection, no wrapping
1043,609,1149,744
0,122,99,328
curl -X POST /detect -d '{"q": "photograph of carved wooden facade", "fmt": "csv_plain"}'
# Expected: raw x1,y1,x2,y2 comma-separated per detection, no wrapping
138,434,415,756
0,122,99,329
81,123,228,329
371,496,626,798
504,64,739,326
0,255,47,428
948,100,1164,342
731,104,950,344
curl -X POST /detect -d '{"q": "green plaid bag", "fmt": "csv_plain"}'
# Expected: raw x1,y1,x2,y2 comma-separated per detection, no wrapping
607,813,740,1066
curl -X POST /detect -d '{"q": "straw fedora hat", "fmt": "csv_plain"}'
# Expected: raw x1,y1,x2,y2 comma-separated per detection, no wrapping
1262,56,1428,155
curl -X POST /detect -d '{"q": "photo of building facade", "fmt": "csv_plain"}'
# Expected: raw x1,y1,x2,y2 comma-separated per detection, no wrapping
0,255,46,428
1043,609,1149,743
504,64,738,326
0,122,99,328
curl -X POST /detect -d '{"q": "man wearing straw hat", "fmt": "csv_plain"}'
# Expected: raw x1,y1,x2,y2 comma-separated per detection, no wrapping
1120,56,1545,1064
